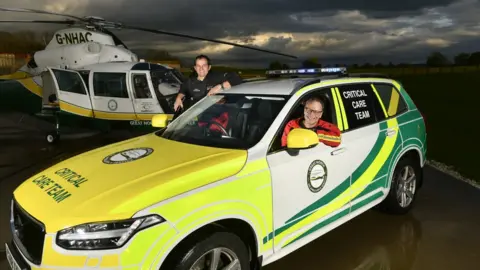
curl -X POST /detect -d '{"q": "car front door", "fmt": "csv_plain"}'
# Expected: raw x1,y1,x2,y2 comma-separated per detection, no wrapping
265,86,352,253
89,71,136,120
129,71,163,120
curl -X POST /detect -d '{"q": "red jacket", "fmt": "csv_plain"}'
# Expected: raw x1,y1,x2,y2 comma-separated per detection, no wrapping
198,112,229,133
281,117,341,147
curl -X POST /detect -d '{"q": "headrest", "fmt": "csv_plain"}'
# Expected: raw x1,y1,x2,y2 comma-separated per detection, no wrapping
256,99,273,119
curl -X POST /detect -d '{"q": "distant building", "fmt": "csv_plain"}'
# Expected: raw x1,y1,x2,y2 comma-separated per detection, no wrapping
0,53,30,74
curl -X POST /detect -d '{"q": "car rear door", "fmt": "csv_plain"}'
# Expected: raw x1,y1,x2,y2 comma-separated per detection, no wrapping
332,81,400,213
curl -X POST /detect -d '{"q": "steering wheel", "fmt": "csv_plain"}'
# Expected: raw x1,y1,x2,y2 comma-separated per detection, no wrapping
206,120,229,136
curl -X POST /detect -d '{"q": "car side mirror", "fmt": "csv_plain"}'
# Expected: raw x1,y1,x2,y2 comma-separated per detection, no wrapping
152,114,174,128
286,128,318,155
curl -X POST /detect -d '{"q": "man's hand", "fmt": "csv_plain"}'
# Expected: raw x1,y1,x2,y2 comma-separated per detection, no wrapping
222,81,231,89
174,98,183,111
207,84,223,96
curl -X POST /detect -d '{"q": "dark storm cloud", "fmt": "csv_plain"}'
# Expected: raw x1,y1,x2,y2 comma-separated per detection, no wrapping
1,0,479,67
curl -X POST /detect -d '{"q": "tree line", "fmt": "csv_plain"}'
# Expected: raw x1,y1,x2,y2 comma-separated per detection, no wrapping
269,51,480,69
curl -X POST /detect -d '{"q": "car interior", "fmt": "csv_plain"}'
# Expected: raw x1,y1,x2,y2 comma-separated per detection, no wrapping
268,91,338,153
197,96,285,147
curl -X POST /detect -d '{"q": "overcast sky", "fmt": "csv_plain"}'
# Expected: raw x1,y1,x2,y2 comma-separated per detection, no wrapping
1,0,480,67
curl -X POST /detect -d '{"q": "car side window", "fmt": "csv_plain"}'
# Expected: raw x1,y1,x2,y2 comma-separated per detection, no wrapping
371,83,408,117
268,88,338,154
336,83,385,131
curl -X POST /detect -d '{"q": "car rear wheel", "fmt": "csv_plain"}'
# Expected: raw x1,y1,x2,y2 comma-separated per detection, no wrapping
163,231,250,270
379,156,420,214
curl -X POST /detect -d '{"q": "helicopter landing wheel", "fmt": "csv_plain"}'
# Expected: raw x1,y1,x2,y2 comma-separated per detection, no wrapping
46,131,60,144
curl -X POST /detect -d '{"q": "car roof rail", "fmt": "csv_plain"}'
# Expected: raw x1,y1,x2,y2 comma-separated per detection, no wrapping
343,72,390,79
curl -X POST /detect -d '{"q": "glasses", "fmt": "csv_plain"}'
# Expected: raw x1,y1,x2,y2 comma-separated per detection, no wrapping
305,107,323,116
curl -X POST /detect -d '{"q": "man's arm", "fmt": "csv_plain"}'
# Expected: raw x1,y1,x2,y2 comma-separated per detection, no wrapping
174,81,189,110
223,71,244,87
316,121,342,147
281,120,296,147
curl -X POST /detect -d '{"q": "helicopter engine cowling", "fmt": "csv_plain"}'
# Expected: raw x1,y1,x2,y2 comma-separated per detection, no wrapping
31,42,138,70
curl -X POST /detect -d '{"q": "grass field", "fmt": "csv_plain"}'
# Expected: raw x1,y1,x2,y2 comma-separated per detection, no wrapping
390,72,479,182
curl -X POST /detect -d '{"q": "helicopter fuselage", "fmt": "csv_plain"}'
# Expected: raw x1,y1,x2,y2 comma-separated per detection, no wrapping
0,61,184,136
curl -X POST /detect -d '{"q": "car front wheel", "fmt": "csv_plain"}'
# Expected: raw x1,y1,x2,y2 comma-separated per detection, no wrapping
163,231,250,270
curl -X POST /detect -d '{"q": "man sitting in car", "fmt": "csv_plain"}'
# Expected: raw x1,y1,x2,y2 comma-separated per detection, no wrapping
281,96,341,147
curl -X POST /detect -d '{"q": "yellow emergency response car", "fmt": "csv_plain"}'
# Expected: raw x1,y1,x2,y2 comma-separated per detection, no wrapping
6,67,427,270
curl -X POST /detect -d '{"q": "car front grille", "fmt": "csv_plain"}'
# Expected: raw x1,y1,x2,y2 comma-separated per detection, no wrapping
10,199,46,265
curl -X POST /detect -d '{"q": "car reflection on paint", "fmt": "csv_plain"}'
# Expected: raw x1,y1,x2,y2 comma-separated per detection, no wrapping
264,212,422,270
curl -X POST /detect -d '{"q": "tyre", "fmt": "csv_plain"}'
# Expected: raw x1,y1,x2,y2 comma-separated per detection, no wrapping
162,231,251,270
379,156,420,214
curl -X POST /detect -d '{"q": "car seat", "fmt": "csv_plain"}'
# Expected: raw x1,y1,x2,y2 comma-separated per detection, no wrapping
245,99,274,144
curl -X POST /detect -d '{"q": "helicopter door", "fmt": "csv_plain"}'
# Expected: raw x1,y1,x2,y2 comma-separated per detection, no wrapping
89,71,136,120
130,71,163,119
47,67,94,117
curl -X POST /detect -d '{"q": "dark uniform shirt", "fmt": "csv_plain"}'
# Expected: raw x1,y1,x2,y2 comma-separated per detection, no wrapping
178,70,243,106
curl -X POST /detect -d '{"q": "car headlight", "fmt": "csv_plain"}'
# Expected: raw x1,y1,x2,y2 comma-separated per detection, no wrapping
56,215,164,250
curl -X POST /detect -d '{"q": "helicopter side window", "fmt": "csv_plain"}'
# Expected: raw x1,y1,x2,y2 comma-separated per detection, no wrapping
93,72,129,98
52,69,86,95
132,74,152,99
151,70,181,85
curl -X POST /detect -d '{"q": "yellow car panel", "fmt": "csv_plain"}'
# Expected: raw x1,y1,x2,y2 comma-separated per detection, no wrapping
13,133,247,232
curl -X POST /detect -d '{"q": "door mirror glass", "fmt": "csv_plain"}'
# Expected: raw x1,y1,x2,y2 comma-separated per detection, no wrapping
287,128,319,149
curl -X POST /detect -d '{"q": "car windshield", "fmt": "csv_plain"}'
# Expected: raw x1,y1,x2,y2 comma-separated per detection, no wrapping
157,93,288,149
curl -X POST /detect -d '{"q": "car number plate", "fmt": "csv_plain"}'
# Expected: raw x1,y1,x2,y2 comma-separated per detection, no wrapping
5,243,22,270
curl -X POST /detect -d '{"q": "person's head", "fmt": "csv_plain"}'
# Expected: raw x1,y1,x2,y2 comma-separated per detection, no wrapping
303,96,324,126
193,54,211,78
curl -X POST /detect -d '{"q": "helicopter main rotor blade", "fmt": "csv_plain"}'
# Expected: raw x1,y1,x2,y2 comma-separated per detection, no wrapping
0,19,76,25
0,7,83,21
123,25,298,59
0,6,297,59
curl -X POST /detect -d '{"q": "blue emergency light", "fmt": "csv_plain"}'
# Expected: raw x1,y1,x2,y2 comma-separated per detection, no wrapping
265,67,347,76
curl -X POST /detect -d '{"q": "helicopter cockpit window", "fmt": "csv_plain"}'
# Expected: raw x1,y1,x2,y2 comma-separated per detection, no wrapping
132,74,152,99
52,69,87,95
93,72,129,98
151,70,182,85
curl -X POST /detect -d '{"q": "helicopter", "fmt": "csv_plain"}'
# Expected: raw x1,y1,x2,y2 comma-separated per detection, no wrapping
0,7,297,144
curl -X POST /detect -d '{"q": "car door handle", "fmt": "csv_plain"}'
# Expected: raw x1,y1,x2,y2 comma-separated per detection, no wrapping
386,128,397,137
331,147,346,156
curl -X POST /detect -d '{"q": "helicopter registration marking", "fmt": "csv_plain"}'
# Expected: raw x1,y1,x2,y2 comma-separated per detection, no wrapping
130,120,152,126
55,31,93,45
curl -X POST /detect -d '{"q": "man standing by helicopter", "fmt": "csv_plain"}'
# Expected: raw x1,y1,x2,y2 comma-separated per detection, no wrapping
173,54,243,112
